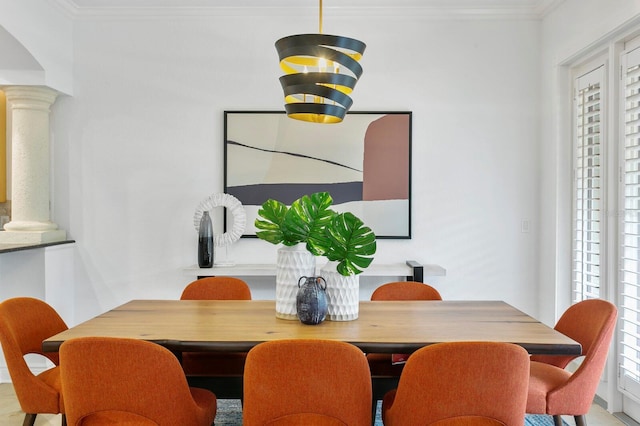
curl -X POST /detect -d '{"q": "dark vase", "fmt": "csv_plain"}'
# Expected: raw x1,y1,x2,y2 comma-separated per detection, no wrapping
296,276,328,325
198,211,213,268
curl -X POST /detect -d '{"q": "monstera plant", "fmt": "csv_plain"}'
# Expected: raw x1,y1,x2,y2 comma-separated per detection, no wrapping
255,191,376,276
315,211,376,276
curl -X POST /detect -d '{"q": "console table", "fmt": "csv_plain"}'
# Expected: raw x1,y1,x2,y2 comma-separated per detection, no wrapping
184,260,446,283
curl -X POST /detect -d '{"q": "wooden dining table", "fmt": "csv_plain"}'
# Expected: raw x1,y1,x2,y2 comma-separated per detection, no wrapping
42,299,581,399
42,299,580,354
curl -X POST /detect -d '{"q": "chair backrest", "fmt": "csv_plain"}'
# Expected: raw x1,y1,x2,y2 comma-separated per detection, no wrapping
531,298,617,369
534,299,617,414
180,276,252,300
382,341,530,426
60,337,216,426
243,339,372,426
0,297,67,414
371,281,442,301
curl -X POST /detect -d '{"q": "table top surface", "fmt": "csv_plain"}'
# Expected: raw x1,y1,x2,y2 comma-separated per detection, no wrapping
42,299,581,355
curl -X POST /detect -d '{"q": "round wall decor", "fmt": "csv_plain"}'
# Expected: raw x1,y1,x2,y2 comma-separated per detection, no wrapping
193,193,246,247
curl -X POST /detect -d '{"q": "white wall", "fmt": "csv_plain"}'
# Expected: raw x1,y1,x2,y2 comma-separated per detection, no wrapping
0,0,73,94
39,10,542,323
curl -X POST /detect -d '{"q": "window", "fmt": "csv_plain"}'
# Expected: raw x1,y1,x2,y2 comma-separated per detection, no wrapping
566,28,640,418
573,66,605,302
619,44,640,399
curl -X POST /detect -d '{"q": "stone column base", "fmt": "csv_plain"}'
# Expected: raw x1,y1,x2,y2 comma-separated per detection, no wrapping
0,229,67,244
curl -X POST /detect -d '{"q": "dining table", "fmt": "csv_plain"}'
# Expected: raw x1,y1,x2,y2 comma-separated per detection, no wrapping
42,299,581,399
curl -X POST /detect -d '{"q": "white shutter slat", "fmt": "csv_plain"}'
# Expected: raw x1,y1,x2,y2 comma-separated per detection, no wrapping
573,66,603,303
619,48,640,399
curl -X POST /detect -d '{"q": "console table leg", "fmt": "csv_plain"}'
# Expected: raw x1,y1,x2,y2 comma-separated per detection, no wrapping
405,260,423,283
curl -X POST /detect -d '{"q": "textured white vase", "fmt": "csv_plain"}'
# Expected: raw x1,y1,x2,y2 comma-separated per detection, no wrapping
321,261,360,321
275,244,315,320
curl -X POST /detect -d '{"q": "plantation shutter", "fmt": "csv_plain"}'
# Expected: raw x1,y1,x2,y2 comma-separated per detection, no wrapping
573,66,604,302
620,46,640,398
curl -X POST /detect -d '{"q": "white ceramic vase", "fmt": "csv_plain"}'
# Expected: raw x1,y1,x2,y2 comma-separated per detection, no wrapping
321,261,360,321
275,243,315,320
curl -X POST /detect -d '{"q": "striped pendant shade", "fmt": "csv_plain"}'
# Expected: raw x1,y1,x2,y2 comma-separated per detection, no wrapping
275,2,366,124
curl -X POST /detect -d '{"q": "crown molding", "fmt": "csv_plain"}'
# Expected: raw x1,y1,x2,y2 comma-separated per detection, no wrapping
535,0,565,17
50,0,565,20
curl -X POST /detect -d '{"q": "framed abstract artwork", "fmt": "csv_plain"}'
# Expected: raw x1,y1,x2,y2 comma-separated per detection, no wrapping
224,111,412,239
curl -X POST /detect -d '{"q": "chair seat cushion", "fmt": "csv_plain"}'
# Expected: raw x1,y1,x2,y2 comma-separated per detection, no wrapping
265,413,348,426
77,410,158,425
431,416,508,426
526,360,572,413
33,366,64,413
189,387,218,425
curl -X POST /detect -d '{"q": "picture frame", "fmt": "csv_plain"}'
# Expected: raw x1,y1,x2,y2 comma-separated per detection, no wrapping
224,110,412,239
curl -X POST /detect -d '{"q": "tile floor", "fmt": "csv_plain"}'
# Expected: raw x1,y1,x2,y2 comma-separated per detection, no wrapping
0,382,631,426
559,406,630,426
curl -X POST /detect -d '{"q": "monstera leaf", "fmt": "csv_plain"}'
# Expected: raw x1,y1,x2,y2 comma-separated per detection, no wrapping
254,199,300,246
317,212,377,276
283,192,336,256
254,192,336,248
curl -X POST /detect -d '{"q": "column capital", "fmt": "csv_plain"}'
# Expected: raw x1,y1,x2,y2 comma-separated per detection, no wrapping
3,86,58,112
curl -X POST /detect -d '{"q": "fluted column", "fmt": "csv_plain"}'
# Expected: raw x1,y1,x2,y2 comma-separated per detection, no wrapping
0,86,66,243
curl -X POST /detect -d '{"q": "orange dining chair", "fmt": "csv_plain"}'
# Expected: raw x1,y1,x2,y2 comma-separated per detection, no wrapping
368,281,442,396
527,298,617,426
180,277,251,379
60,336,217,426
243,339,372,426
382,341,530,426
370,281,442,301
0,297,67,426
180,276,252,301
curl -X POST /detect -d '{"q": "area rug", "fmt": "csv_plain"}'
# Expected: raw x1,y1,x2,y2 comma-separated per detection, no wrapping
214,399,242,425
525,414,570,426
213,400,569,425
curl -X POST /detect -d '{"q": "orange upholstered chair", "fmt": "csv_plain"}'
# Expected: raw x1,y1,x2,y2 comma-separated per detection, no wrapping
180,276,251,377
0,297,67,426
368,281,442,380
180,276,252,301
527,299,617,426
382,341,530,426
243,339,372,426
370,281,442,301
60,336,217,426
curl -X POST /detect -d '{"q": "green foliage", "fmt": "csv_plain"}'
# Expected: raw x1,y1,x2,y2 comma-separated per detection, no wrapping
315,212,376,276
255,193,334,248
284,192,335,256
254,192,377,276
254,199,297,245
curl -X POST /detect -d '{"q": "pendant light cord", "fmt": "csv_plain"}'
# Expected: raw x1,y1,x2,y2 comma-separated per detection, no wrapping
319,0,323,34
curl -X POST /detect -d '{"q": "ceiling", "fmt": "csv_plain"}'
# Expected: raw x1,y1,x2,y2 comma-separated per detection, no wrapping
53,0,564,18
60,0,552,5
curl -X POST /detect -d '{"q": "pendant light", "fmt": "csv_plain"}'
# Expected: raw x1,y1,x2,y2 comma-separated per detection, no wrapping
275,0,366,124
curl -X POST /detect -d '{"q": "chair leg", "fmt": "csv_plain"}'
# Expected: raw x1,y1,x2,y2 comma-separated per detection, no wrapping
22,413,36,426
553,415,564,426
574,414,587,426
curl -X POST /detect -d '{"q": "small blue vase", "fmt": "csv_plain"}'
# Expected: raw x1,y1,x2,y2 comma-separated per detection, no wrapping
296,276,328,325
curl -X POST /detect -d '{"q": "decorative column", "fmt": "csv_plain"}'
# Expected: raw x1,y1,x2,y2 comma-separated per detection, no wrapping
0,86,66,243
